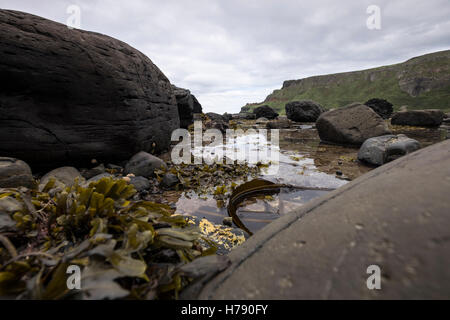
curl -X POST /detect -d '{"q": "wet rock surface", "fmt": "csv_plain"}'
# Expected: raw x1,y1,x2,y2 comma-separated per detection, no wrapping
357,134,420,166
0,10,179,169
391,110,445,127
285,100,325,122
316,103,392,145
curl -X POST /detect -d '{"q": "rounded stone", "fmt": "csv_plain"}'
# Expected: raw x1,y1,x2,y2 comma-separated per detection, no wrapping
0,157,34,188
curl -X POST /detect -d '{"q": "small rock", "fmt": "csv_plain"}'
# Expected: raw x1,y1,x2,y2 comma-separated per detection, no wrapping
86,173,114,184
39,166,83,191
358,134,421,166
124,151,167,177
336,170,343,176
106,164,123,171
0,157,34,188
223,217,233,227
253,105,279,120
160,173,179,189
81,164,106,179
285,100,325,122
129,176,151,192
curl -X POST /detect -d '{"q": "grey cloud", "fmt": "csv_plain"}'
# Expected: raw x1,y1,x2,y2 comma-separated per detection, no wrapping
1,0,449,113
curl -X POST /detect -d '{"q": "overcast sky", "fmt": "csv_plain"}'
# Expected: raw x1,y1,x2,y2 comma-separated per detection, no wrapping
1,0,449,113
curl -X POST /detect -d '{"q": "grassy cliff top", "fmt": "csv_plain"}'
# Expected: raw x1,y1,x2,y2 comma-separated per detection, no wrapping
242,50,450,114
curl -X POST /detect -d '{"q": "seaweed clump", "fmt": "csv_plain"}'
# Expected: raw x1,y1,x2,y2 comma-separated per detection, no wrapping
0,177,216,299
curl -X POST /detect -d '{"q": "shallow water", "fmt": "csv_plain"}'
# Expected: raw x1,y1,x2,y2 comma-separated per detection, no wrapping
175,122,446,235
175,124,347,234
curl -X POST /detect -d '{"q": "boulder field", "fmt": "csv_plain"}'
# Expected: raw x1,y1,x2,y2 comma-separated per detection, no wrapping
0,10,180,169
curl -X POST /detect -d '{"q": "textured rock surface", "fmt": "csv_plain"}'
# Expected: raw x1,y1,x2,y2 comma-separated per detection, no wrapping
0,10,179,169
285,100,325,122
195,139,450,299
124,151,167,177
391,110,444,127
364,98,394,119
357,134,420,166
0,157,34,188
253,105,278,120
316,103,391,145
172,85,202,129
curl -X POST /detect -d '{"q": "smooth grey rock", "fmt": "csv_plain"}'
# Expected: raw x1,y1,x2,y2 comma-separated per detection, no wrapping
358,134,421,166
391,110,444,127
253,105,278,120
129,176,151,192
364,98,394,119
39,166,83,190
197,139,450,299
0,10,179,169
316,103,391,145
124,152,167,177
0,157,34,188
160,173,179,189
285,100,325,122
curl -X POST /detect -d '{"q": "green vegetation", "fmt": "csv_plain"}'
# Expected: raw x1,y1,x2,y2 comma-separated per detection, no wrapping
0,177,217,299
243,50,450,114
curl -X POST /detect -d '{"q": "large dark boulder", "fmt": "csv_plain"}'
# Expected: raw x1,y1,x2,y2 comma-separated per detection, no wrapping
0,10,179,169
285,100,325,122
316,103,391,145
364,98,394,119
172,85,202,129
253,105,278,120
391,110,444,127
